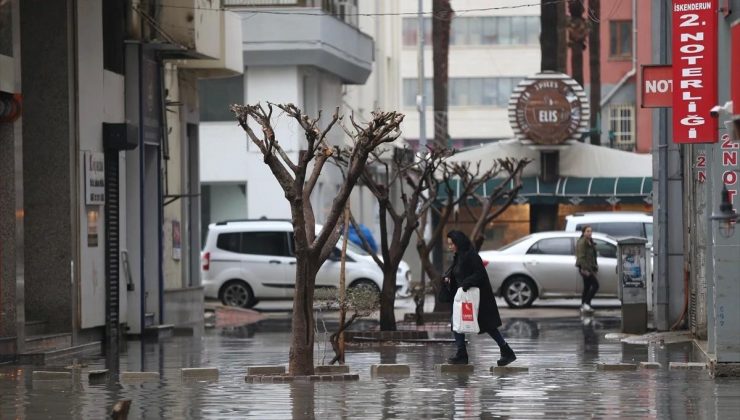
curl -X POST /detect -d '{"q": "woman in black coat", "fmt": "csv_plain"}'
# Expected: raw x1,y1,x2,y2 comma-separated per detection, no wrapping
443,230,516,366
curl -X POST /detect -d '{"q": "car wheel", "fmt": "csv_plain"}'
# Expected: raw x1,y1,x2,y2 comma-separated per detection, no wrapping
349,279,381,300
220,280,255,309
502,276,537,308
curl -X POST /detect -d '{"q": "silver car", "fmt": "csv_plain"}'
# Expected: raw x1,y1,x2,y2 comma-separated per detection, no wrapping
479,231,618,308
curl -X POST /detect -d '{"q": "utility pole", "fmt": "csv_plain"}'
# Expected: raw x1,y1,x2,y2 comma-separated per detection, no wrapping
417,0,427,151
416,0,427,315
589,0,601,145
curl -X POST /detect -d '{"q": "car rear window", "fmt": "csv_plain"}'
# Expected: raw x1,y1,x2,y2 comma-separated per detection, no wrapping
577,222,644,238
527,238,573,255
216,231,290,256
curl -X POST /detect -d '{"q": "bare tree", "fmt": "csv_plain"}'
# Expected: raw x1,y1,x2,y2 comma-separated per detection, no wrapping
345,146,452,330
231,103,403,375
432,0,454,149
415,158,530,312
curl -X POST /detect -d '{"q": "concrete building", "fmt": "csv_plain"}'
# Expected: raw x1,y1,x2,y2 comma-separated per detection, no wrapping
399,0,541,149
199,1,375,228
0,0,242,363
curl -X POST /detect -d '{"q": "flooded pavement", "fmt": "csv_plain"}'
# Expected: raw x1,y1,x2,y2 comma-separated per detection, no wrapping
2,312,740,419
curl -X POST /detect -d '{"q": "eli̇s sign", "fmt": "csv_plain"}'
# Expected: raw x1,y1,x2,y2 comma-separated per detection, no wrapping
672,0,719,144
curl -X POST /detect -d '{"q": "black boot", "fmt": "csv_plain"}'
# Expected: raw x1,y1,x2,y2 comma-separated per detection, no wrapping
447,348,469,365
497,343,516,367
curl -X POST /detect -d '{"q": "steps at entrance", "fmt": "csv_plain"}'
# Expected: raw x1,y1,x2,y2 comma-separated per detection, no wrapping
19,341,101,365
25,333,72,353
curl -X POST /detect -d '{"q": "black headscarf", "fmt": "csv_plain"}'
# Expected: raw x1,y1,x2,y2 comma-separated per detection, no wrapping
447,230,473,255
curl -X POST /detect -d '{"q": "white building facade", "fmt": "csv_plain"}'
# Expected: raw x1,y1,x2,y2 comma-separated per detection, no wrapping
200,1,376,228
400,0,541,149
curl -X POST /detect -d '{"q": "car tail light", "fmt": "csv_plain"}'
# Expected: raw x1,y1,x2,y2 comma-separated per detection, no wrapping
202,252,210,271
482,260,489,267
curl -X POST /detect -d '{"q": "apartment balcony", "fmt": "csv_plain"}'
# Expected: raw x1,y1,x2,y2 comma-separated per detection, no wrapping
225,0,373,84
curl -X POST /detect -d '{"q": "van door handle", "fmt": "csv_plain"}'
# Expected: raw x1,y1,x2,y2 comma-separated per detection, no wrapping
289,261,296,265
269,260,282,264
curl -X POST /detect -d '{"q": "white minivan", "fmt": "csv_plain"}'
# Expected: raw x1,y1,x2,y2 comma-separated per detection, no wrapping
201,219,411,308
564,212,653,244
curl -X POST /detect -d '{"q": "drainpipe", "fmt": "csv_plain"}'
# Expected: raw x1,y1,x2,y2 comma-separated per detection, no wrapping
127,0,142,40
600,0,638,109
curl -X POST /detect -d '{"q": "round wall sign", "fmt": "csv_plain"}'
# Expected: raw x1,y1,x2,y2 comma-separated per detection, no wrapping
508,72,590,147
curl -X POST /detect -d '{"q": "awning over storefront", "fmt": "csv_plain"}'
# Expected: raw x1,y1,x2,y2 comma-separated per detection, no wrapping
440,176,653,205
438,139,653,205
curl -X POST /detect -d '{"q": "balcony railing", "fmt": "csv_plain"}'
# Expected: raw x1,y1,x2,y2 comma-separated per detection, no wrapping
224,0,358,27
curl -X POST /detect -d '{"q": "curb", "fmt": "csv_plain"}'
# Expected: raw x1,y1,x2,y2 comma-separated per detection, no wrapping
491,366,529,374
120,372,160,383
371,364,411,376
182,367,219,381
596,363,638,371
435,364,474,374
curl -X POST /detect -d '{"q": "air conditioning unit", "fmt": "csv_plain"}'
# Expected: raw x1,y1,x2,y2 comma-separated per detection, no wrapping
174,10,244,77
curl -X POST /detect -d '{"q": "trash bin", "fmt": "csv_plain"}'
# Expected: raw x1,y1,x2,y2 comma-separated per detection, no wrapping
616,237,648,334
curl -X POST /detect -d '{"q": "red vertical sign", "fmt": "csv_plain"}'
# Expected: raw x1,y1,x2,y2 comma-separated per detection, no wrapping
732,21,740,121
672,0,719,143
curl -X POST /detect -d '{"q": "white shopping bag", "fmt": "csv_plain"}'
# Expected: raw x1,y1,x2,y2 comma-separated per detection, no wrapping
452,287,480,334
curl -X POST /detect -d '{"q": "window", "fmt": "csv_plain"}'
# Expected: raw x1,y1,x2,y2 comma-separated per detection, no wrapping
217,231,290,256
103,0,126,74
609,105,635,150
402,18,419,45
199,76,245,121
592,222,644,238
609,20,632,58
242,232,290,256
593,240,617,259
217,233,242,253
403,16,539,46
527,238,573,255
526,16,540,45
403,77,522,108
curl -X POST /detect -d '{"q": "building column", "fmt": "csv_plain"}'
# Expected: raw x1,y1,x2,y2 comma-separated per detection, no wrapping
19,0,77,335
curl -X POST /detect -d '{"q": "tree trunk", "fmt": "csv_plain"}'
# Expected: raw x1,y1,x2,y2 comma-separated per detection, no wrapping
288,254,318,376
379,267,397,331
568,0,586,86
589,0,601,145
432,0,453,148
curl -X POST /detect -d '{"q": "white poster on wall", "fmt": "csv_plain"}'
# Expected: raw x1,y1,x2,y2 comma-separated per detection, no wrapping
85,151,105,205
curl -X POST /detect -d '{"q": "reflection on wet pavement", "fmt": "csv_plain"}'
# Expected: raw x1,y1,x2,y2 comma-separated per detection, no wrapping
2,315,740,419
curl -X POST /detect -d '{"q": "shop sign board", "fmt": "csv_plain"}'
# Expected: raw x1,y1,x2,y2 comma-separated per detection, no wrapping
642,65,673,108
508,72,590,147
672,0,719,143
732,21,740,123
85,151,105,205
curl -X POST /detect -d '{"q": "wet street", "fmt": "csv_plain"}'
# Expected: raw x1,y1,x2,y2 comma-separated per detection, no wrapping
2,300,740,419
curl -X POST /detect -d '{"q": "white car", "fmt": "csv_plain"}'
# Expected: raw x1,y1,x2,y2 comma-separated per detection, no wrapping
201,220,410,308
479,231,619,308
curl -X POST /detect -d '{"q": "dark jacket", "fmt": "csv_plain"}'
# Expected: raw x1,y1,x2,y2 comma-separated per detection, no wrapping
576,237,598,273
446,250,502,333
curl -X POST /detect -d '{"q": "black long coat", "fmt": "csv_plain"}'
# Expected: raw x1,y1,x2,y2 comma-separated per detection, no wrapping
445,250,502,333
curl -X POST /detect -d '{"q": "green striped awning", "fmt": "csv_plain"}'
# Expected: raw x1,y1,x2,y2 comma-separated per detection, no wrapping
437,176,653,205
